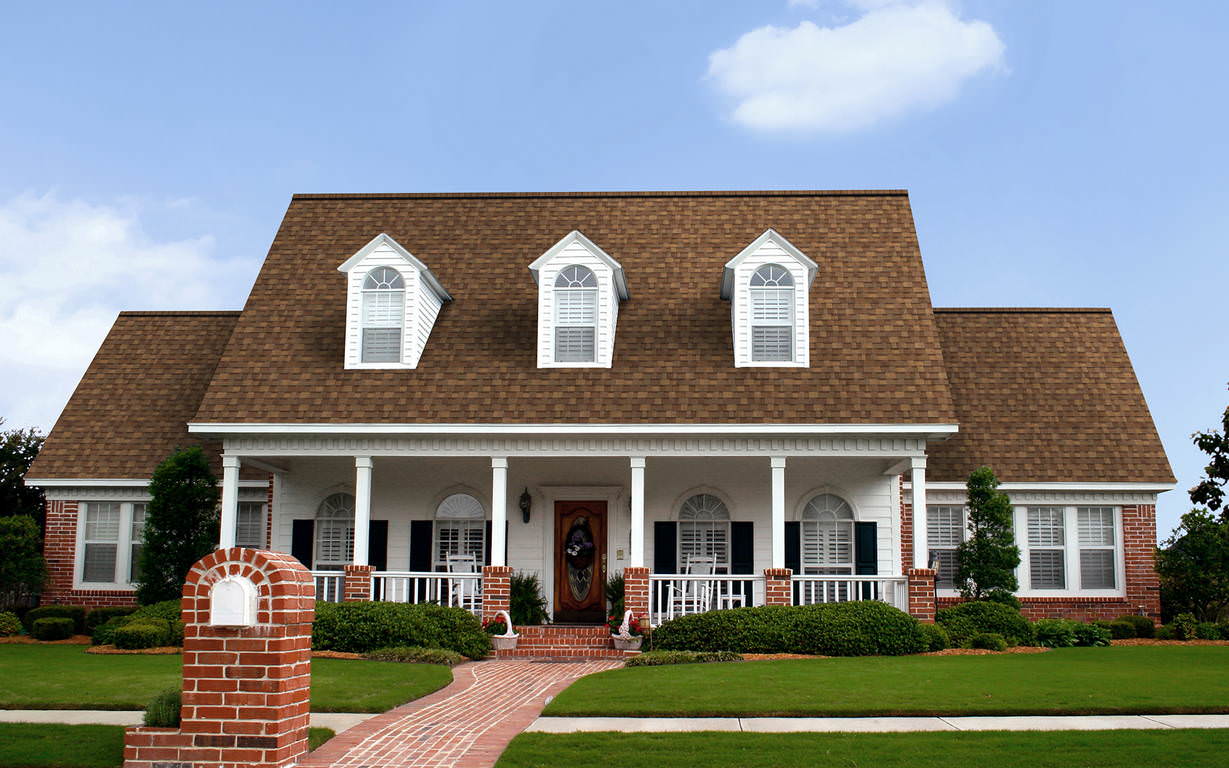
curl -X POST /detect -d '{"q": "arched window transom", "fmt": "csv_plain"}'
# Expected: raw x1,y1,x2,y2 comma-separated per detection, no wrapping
750,264,795,362
679,493,731,571
435,493,486,569
801,493,854,573
316,493,355,570
361,266,405,363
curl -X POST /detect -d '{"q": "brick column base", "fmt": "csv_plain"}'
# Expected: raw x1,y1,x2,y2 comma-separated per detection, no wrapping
907,568,937,623
623,567,649,622
482,565,513,623
763,568,793,606
343,564,375,601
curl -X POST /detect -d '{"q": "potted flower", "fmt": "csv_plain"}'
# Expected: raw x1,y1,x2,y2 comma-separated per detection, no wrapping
608,611,644,651
483,612,519,651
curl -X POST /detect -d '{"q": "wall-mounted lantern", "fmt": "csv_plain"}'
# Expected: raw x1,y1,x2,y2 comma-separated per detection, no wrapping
519,488,532,524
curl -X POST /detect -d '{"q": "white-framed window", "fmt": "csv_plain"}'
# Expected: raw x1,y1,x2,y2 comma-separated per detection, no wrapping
435,493,486,569
554,265,598,363
801,493,854,574
316,493,355,571
927,505,965,589
678,493,730,571
236,501,265,549
1078,506,1116,589
1027,506,1066,590
750,264,794,362
79,501,146,588
361,266,405,363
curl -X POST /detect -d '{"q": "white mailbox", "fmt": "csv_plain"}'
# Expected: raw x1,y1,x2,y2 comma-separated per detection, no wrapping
209,576,258,626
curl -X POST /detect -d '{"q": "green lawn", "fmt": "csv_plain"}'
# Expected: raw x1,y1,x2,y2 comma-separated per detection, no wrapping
497,730,1229,768
545,647,1229,717
0,645,451,713
0,723,333,768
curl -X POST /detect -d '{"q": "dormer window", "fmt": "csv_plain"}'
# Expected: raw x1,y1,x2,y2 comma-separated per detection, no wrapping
721,229,817,368
529,231,628,368
554,265,598,363
338,233,451,370
361,266,405,363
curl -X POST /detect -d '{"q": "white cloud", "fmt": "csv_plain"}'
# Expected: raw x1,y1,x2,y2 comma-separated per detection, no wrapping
708,0,1005,133
0,193,244,432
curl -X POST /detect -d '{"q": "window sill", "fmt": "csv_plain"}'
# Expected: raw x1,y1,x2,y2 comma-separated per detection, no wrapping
74,582,136,592
345,362,416,370
735,360,809,368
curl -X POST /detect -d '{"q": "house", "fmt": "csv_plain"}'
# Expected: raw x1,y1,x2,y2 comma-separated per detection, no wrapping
26,190,1173,638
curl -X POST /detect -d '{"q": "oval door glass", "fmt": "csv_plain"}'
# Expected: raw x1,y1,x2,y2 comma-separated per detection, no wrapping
563,516,595,601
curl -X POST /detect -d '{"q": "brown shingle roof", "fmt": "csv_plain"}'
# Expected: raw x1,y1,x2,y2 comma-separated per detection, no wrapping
926,308,1174,484
28,312,241,480
192,190,958,424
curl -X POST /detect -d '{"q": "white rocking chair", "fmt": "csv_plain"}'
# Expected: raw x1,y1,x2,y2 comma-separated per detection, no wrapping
666,555,716,620
445,554,481,612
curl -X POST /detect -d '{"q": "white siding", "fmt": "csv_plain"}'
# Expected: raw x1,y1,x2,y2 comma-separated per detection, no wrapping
536,240,620,368
342,241,443,370
730,239,810,367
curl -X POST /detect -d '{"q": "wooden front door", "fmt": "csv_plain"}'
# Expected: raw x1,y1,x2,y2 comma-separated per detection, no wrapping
553,500,607,623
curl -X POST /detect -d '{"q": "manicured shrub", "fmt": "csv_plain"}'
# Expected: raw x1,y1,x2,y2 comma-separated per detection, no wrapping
313,601,491,658
653,602,926,656
1195,622,1222,640
363,646,465,666
114,618,173,649
510,572,549,626
23,605,87,635
1172,613,1198,640
920,622,950,651
86,606,138,631
31,616,75,641
1155,624,1175,640
1032,618,1079,648
936,601,1032,647
624,650,743,667
1072,622,1112,647
143,688,181,727
1116,615,1155,639
92,616,130,646
131,600,182,622
970,632,1008,651
1218,621,1229,641
0,611,21,637
1106,620,1136,640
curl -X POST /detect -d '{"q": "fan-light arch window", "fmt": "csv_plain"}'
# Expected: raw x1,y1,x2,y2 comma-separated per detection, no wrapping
435,493,486,569
315,493,355,571
362,266,405,363
554,265,598,363
801,493,854,574
750,264,794,362
678,494,730,571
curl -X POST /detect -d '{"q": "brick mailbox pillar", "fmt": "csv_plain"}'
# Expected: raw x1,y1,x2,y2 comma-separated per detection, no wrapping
481,565,513,623
342,564,375,601
123,548,315,768
907,567,937,623
763,568,793,606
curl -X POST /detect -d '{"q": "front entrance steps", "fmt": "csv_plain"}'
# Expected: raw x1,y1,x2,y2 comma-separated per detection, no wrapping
496,624,641,660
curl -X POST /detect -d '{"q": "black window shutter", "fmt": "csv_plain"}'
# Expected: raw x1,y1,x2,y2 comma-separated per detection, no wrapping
409,520,434,572
855,521,878,599
291,520,314,570
654,521,677,574
785,521,801,573
730,521,754,574
368,520,389,572
484,521,493,566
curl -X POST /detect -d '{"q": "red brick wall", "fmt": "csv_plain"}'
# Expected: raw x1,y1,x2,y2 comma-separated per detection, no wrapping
623,566,649,623
342,564,374,601
481,565,512,623
41,499,137,609
763,568,792,606
899,476,913,574
907,568,937,622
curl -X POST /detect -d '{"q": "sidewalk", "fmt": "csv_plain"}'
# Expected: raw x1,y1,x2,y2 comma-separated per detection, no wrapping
527,714,1229,733
0,709,373,733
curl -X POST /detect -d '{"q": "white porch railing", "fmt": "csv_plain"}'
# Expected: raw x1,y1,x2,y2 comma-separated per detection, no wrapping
311,571,344,603
649,574,764,626
792,575,907,610
372,571,483,616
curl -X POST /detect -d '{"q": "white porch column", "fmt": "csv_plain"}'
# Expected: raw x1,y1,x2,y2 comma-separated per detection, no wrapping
771,456,787,569
491,458,508,567
629,457,646,568
911,457,928,570
219,455,241,549
353,457,373,566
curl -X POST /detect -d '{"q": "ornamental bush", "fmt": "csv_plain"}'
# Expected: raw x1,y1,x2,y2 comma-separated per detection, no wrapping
936,601,1032,647
1195,621,1222,640
1172,613,1198,640
114,618,174,649
652,602,926,656
1116,614,1155,639
1032,618,1078,648
313,601,491,658
31,616,74,641
970,632,1008,651
92,616,129,646
143,688,181,728
1155,624,1175,640
363,646,465,666
1072,622,1112,647
1102,620,1136,639
920,622,950,651
85,606,138,631
23,605,86,635
624,650,743,667
0,611,20,637
92,602,184,647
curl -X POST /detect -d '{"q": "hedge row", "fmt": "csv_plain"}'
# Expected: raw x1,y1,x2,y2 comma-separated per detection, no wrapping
313,601,491,658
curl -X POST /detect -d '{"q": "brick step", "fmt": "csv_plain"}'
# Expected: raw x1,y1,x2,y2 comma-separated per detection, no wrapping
498,624,640,659
494,648,638,660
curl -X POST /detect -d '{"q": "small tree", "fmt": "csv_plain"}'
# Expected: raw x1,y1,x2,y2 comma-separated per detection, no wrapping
0,515,47,609
954,465,1020,602
1156,508,1229,622
1190,384,1229,515
0,419,46,524
136,446,220,604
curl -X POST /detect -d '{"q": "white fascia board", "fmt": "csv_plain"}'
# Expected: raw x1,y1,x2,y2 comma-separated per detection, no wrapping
528,230,629,300
23,477,270,489
911,481,1177,493
336,232,452,302
721,228,819,299
189,422,959,437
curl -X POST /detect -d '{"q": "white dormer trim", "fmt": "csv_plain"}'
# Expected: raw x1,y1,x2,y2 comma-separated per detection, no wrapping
338,233,451,370
721,229,815,368
529,231,627,368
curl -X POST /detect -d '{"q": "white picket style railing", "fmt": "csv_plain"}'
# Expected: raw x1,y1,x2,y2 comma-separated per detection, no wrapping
311,571,345,603
791,575,908,610
648,574,763,626
371,571,483,616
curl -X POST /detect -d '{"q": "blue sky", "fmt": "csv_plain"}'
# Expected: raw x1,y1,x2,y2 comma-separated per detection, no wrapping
1,1,1225,538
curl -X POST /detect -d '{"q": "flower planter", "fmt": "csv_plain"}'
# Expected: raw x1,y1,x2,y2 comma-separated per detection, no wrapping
491,635,519,651
612,635,643,651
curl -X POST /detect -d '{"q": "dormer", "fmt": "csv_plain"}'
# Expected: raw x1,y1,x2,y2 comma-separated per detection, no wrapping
720,229,817,367
529,231,628,368
338,233,451,370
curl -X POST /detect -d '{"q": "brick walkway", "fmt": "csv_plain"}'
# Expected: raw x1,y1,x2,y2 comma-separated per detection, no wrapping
300,659,619,768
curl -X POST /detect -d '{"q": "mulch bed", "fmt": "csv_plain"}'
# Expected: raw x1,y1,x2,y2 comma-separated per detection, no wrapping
313,650,365,660
86,645,182,655
923,646,1050,656
0,635,91,645
742,653,829,660
1112,638,1229,647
